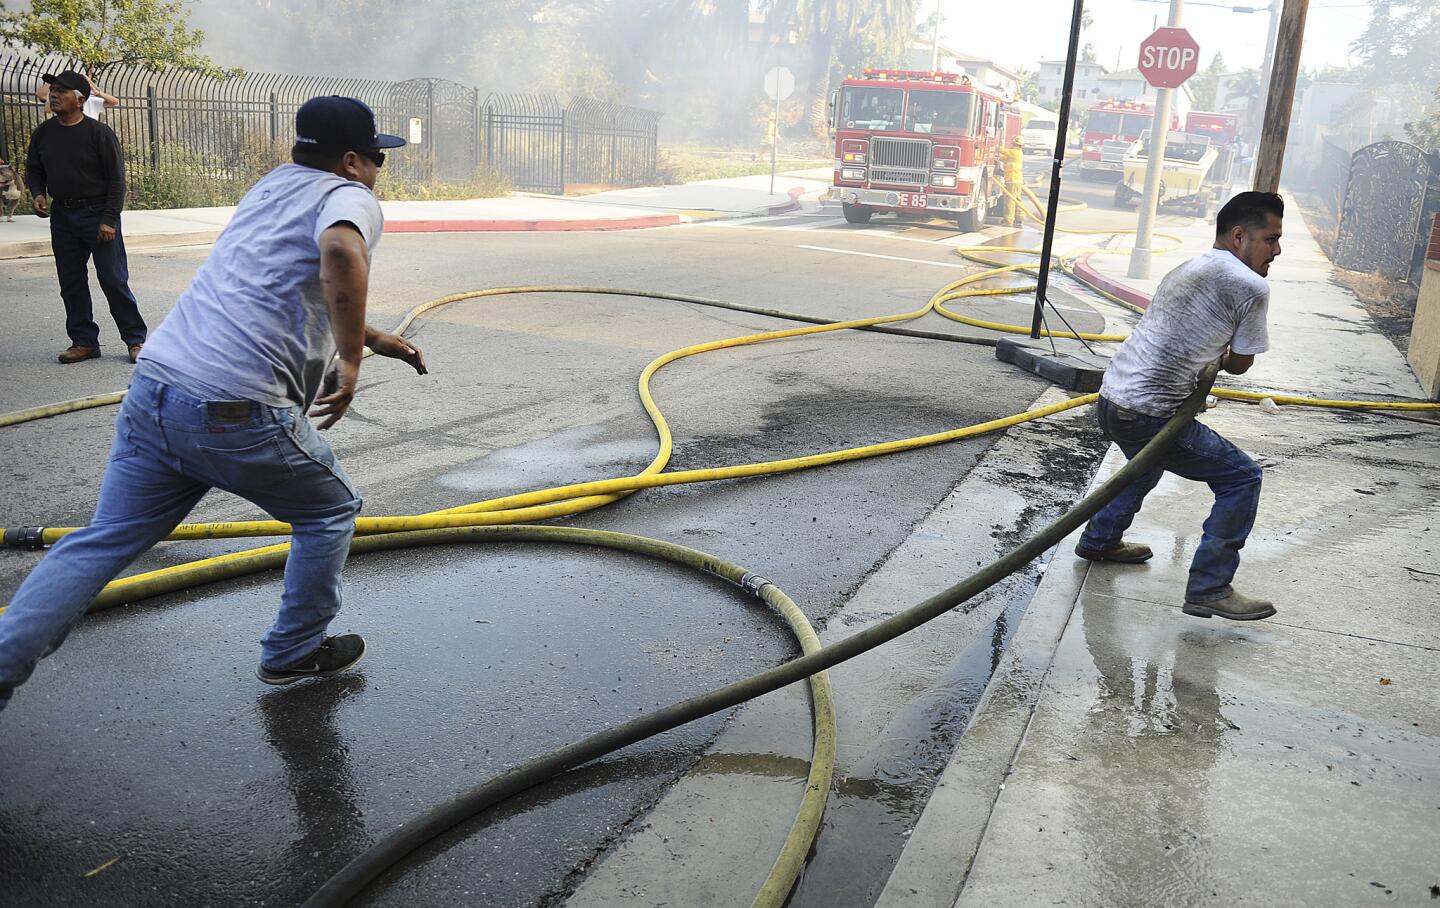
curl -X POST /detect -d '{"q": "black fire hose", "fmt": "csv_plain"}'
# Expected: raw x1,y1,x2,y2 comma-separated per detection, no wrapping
304,363,1221,907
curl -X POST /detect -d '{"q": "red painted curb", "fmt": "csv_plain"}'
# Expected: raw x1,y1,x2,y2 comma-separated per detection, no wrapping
1071,253,1153,309
761,187,806,216
385,214,682,233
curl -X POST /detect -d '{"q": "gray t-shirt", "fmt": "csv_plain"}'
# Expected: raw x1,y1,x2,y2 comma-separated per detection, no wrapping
139,163,383,409
1101,248,1270,417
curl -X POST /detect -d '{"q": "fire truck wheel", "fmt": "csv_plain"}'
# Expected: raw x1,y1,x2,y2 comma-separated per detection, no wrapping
957,178,988,232
842,203,873,224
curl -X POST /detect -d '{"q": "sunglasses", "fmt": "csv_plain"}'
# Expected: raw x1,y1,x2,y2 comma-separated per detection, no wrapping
361,150,386,168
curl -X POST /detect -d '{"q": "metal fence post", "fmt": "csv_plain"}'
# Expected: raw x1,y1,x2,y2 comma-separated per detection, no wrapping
269,92,279,144
146,84,160,169
472,88,480,174
559,105,567,194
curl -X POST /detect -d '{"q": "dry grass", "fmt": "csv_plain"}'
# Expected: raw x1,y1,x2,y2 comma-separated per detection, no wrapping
656,145,830,185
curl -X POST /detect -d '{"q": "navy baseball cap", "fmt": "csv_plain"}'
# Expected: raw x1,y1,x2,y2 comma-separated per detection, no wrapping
43,71,91,97
294,96,406,153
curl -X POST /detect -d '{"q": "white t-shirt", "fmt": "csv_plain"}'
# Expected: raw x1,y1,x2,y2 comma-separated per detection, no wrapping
1101,248,1270,417
82,95,106,119
139,163,385,408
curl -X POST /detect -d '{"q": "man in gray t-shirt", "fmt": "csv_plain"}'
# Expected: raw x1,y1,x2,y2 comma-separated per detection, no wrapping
1,97,426,711
1075,192,1284,622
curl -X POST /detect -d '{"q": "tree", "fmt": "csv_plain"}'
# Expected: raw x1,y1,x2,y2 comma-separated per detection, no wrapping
764,0,919,137
1406,86,1440,149
1190,51,1225,110
1015,67,1040,104
0,0,232,78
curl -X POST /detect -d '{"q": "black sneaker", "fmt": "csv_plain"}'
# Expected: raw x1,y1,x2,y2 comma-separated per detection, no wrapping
257,634,366,685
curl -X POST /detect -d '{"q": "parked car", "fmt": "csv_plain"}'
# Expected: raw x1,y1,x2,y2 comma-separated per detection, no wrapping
1021,117,1058,152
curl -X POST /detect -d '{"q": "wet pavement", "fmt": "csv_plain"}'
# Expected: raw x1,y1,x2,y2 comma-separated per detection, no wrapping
878,200,1440,908
0,222,1116,904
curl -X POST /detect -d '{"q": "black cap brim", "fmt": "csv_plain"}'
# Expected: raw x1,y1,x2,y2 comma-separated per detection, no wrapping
373,133,407,149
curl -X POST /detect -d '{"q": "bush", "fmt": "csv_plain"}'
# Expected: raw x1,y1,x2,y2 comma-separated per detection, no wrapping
372,165,510,201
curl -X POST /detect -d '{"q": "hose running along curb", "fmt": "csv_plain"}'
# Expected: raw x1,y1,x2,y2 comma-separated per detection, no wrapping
301,364,1222,908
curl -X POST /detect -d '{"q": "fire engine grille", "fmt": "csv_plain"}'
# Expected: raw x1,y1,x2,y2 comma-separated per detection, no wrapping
870,168,927,187
871,137,932,171
1101,140,1131,164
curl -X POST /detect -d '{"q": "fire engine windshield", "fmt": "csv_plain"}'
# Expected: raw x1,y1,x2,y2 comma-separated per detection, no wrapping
1087,111,1154,135
841,87,904,131
905,90,974,136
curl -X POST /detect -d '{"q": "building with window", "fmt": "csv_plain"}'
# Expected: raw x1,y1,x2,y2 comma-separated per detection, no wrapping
1037,60,1108,110
908,43,1020,97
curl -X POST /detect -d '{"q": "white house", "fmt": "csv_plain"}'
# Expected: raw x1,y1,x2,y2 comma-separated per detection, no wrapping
908,43,1020,96
1037,60,1108,109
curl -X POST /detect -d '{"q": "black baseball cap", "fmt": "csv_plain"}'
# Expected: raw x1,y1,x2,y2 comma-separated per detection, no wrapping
294,96,406,153
42,71,91,97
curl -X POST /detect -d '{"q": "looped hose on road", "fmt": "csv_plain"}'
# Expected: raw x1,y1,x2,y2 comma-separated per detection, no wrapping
4,190,1439,906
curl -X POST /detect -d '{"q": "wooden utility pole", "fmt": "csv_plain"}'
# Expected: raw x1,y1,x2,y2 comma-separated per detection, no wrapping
1252,0,1309,193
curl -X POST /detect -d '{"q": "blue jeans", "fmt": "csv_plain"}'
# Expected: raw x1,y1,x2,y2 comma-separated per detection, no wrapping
0,374,362,710
50,203,147,348
1079,397,1262,602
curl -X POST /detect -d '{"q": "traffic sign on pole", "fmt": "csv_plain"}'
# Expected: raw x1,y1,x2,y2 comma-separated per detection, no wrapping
1137,27,1199,89
763,67,794,195
764,66,795,102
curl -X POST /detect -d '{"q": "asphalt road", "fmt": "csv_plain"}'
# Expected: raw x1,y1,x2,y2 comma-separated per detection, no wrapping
0,213,1118,905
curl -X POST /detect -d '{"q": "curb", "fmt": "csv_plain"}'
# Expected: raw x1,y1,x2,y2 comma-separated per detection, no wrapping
875,446,1121,908
762,186,806,216
0,186,813,257
1070,253,1153,309
385,213,683,233
0,229,223,261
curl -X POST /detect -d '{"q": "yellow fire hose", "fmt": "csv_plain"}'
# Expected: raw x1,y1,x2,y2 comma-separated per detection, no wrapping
3,192,1438,906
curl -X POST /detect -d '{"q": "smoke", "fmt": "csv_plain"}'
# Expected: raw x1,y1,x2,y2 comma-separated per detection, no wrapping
180,1,834,145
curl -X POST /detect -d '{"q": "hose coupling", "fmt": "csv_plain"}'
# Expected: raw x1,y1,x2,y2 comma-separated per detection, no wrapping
2,527,48,549
739,572,772,598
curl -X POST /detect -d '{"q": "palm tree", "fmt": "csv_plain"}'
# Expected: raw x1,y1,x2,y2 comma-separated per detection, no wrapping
765,0,918,136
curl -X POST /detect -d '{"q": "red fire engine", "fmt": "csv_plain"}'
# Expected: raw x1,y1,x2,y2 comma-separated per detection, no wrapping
830,69,1018,228
1079,99,1178,180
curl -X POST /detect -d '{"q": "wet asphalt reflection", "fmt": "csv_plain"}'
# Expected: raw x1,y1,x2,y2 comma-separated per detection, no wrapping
0,228,1113,905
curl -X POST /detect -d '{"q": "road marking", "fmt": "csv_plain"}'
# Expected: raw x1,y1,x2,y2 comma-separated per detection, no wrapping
794,244,972,268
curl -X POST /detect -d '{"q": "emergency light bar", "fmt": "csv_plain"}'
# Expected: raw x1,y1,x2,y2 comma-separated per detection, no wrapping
861,68,968,84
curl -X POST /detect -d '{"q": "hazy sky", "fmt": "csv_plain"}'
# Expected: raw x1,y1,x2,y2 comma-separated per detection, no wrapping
927,0,1374,74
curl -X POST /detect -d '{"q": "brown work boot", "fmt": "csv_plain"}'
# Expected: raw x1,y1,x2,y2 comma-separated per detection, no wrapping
1074,540,1153,563
58,344,101,364
127,343,143,363
1183,588,1276,621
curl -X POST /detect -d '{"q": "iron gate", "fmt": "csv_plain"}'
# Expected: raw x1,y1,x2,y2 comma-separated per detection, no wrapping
1334,141,1433,280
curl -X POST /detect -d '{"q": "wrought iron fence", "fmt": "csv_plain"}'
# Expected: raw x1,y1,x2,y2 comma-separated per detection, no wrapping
0,54,661,205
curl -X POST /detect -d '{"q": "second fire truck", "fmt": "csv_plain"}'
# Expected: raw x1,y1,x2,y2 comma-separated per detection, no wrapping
830,69,1018,228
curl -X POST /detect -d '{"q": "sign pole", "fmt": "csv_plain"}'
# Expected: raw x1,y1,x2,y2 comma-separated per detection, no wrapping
771,89,779,196
763,67,794,197
1128,0,1186,280
1030,0,1087,339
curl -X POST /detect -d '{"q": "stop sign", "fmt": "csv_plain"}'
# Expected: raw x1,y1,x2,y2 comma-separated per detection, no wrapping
1137,27,1200,90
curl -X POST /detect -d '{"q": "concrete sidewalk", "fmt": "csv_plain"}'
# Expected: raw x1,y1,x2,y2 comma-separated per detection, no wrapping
879,202,1440,907
0,169,832,259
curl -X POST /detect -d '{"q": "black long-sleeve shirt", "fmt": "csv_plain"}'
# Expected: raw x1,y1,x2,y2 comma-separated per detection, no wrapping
24,116,127,226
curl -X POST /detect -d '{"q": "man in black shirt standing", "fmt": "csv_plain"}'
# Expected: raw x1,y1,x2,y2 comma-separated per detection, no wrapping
24,70,146,364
